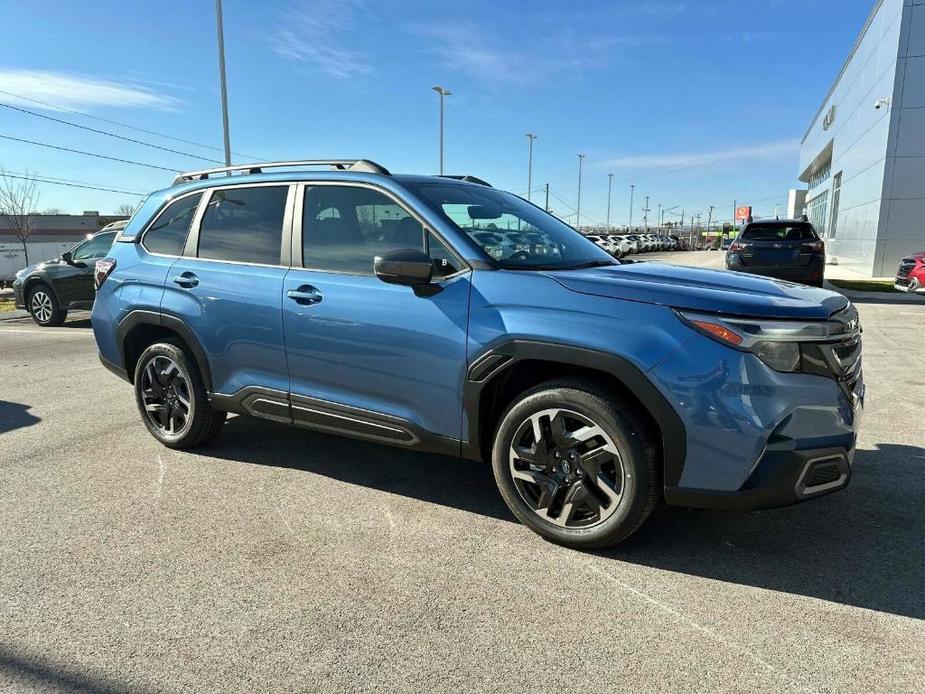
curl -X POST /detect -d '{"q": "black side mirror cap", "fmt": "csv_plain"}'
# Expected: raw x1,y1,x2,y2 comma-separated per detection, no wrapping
61,251,73,264
374,248,433,286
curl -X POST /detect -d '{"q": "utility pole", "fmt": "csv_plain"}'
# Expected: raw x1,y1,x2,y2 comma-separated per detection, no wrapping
657,203,662,233
576,154,586,230
706,205,714,236
215,0,232,167
733,199,737,230
629,184,635,228
544,183,550,212
526,133,537,201
642,196,650,231
432,86,451,175
606,173,613,230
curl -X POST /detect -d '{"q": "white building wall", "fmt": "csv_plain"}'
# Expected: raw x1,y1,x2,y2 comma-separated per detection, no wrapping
799,0,906,276
874,0,925,275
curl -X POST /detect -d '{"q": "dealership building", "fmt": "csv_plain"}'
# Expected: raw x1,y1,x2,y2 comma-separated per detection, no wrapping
799,0,925,277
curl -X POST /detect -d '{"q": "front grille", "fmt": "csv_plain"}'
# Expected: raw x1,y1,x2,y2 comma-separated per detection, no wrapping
896,277,910,286
897,260,915,279
805,461,843,488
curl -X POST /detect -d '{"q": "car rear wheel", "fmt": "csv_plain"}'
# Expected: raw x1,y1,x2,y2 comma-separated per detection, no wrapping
134,340,226,449
27,283,67,327
491,378,658,549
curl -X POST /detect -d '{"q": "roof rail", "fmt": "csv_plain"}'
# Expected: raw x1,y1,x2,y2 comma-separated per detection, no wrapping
438,174,493,187
172,159,390,185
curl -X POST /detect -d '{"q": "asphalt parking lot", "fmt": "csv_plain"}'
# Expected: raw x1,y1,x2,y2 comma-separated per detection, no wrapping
1,254,924,693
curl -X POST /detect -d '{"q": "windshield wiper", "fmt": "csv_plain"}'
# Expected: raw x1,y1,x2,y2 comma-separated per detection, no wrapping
563,259,618,270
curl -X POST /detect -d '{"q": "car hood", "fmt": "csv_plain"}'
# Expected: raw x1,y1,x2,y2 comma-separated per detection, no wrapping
544,262,848,319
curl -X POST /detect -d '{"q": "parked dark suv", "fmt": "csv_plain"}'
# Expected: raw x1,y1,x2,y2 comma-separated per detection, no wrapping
90,161,863,549
726,219,825,286
13,221,125,326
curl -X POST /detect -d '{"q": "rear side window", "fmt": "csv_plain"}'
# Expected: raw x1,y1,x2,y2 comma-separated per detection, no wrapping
742,224,816,241
198,186,288,265
143,194,201,256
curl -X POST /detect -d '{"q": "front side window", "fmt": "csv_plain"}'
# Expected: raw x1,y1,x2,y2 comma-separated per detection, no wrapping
198,186,288,265
143,193,201,256
405,182,615,270
302,185,428,274
72,232,116,261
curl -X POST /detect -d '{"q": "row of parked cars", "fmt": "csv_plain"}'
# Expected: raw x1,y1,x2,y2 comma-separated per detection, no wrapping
583,232,686,258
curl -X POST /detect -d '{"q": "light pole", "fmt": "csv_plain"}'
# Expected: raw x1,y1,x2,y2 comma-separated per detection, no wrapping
215,0,232,167
526,133,537,201
432,86,451,175
629,184,635,228
606,173,613,230
576,154,586,230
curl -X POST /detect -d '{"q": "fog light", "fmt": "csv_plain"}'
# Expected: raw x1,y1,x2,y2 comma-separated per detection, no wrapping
753,341,800,372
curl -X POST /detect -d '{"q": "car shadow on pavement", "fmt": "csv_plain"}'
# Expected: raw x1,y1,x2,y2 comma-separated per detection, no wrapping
203,417,925,620
0,401,40,434
613,442,925,621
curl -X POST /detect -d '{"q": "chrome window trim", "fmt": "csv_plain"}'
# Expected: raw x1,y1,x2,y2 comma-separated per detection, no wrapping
293,180,470,281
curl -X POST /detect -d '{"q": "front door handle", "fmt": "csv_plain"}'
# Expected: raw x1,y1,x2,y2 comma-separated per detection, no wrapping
287,285,323,306
172,272,199,288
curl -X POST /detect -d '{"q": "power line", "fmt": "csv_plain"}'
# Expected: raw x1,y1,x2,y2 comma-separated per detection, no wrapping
0,102,225,164
0,133,178,172
0,88,264,160
0,172,145,196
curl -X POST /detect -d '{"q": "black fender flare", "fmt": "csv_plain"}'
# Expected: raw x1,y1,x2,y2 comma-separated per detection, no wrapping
115,310,214,392
22,272,62,307
462,339,687,489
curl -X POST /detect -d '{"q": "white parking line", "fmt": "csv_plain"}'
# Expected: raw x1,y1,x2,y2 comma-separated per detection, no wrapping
0,327,92,336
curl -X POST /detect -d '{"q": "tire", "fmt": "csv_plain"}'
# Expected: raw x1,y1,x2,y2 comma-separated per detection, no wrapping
133,339,226,449
491,378,658,550
27,282,67,327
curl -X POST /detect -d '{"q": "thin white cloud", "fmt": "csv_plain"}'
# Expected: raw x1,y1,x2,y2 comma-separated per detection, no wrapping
272,0,373,79
0,69,180,111
407,22,535,84
599,139,800,170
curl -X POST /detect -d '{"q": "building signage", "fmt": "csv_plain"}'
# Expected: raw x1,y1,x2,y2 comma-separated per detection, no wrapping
823,105,836,130
735,206,752,221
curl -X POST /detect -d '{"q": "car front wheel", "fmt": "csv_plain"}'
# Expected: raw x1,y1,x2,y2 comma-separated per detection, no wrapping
491,378,658,550
27,283,67,326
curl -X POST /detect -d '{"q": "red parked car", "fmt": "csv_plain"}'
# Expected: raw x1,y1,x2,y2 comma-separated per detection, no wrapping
895,251,925,293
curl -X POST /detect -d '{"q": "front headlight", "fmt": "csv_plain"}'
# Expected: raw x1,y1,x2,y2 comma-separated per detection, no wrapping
676,310,847,373
14,268,25,279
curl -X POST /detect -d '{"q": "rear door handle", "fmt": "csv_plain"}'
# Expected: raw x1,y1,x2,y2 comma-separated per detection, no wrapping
287,285,323,306
172,272,199,288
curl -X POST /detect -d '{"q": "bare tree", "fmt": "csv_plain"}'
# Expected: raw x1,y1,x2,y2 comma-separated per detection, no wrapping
0,168,41,267
115,203,137,217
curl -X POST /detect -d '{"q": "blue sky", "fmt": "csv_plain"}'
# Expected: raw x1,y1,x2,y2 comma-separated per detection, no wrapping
0,0,873,226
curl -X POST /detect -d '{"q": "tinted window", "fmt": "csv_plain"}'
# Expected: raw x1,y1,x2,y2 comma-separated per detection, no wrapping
143,194,201,256
741,224,816,241
72,232,116,261
303,185,425,274
198,186,288,264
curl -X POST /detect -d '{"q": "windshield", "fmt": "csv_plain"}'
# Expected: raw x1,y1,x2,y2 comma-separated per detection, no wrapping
406,182,616,270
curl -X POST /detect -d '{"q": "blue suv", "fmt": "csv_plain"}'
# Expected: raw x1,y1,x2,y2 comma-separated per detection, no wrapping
91,160,864,549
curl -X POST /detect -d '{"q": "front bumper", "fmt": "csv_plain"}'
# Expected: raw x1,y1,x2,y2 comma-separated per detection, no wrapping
894,273,925,293
665,445,856,511
12,280,26,309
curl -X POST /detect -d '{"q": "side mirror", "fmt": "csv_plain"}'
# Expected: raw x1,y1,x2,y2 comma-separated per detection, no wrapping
374,248,433,286
61,251,73,264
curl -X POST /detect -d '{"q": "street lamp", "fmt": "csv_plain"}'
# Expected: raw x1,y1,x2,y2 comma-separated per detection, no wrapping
606,173,613,230
526,133,537,201
432,86,451,175
215,0,232,167
629,184,635,229
576,154,586,230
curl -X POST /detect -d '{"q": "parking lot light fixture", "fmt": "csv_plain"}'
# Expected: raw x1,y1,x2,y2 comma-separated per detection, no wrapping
526,133,537,201
432,86,451,175
576,154,586,230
